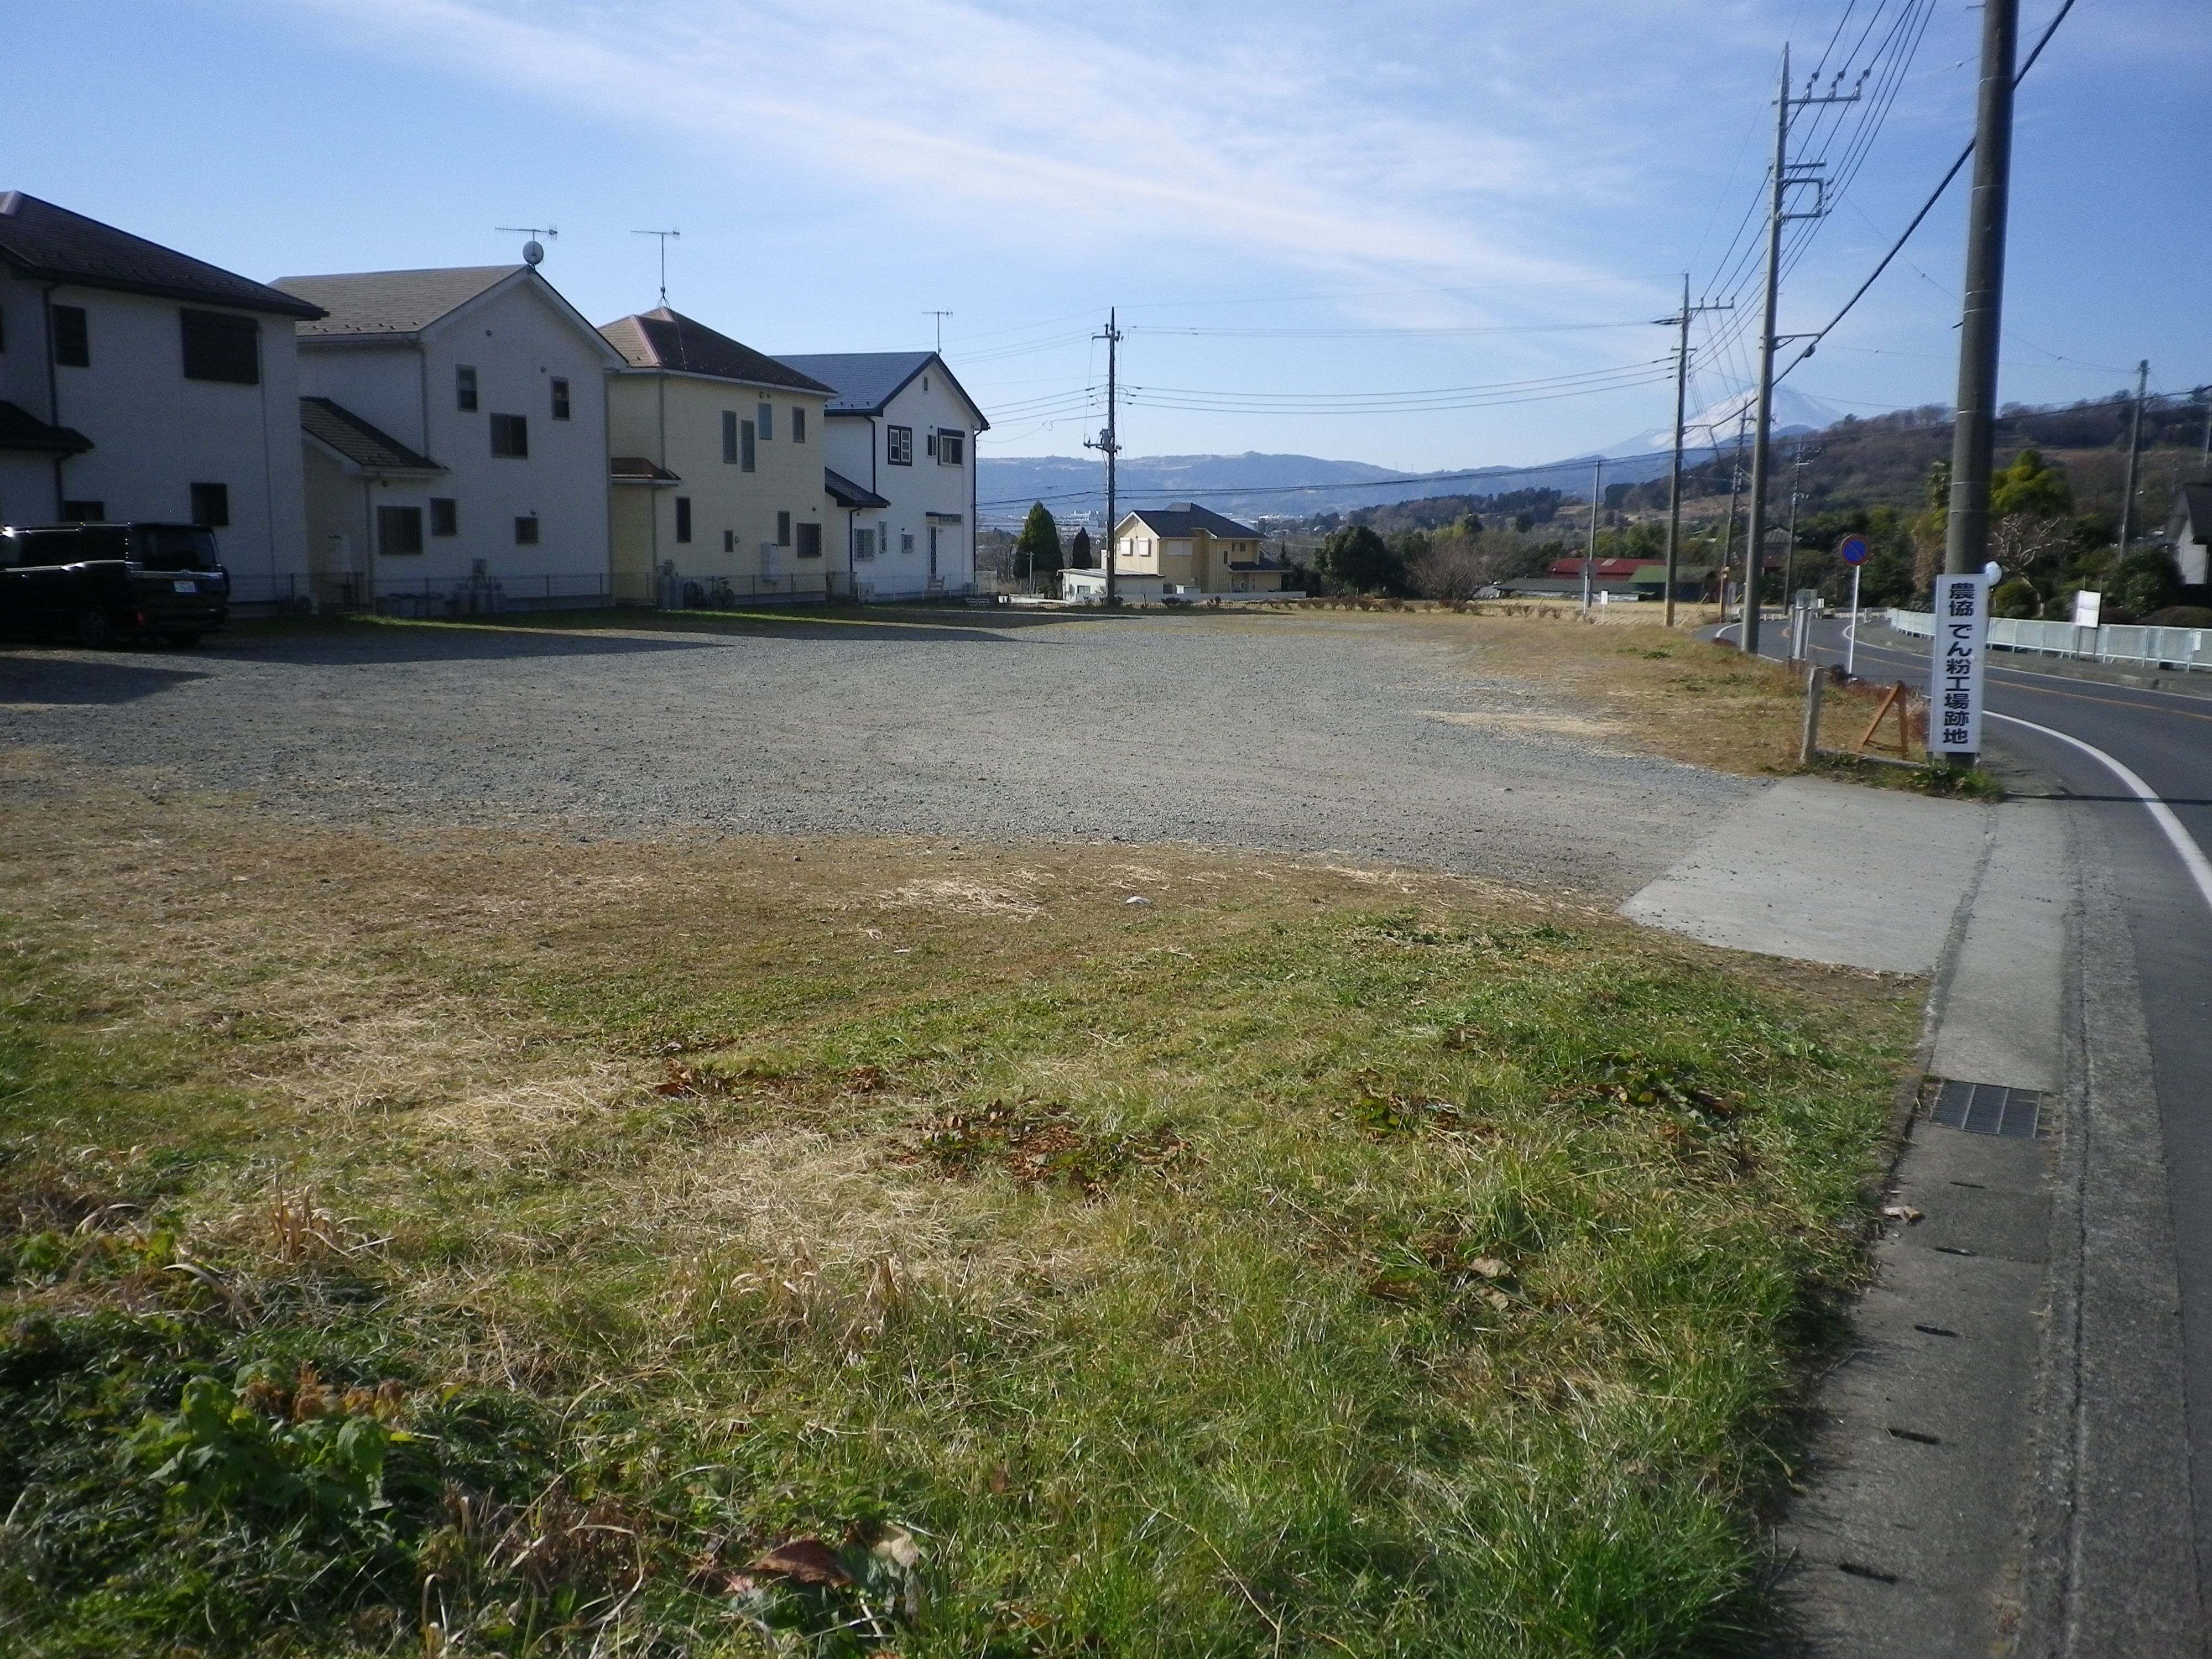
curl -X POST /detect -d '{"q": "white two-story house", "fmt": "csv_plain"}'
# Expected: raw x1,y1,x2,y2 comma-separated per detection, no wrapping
274,263,622,613
0,191,320,606
772,351,987,599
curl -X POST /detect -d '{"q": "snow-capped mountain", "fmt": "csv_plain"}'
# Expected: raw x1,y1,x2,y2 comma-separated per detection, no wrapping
1604,385,1846,459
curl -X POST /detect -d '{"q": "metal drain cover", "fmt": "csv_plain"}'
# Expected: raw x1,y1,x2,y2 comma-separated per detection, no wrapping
1927,1079,2044,1139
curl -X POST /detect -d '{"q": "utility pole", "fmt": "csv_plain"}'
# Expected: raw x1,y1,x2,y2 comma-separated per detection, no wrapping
1742,46,1860,656
1781,442,1816,601
1658,280,1733,629
1943,0,2018,580
2116,358,2150,562
925,310,954,352
1085,311,1123,603
630,229,679,305
1580,458,1604,610
1720,411,1749,618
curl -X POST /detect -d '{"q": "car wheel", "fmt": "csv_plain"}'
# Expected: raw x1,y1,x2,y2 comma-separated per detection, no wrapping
74,608,116,649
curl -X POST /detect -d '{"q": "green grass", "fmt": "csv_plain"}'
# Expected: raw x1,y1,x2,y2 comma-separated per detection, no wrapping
0,800,1922,1656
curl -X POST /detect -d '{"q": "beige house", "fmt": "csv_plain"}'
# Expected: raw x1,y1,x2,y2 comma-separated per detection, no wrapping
1108,503,1284,594
598,307,840,606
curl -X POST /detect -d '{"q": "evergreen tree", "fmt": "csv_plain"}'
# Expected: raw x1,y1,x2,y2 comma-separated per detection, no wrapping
1015,502,1063,582
1315,525,1405,594
1069,526,1093,569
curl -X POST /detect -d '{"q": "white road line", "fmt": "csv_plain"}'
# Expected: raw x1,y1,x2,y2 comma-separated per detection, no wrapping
1986,709,2212,916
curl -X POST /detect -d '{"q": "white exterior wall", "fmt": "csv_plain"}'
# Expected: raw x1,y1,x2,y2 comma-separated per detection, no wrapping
0,270,309,603
296,275,614,608
830,368,980,600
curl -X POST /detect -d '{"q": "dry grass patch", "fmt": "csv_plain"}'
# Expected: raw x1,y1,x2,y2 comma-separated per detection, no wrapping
2,785,1921,1657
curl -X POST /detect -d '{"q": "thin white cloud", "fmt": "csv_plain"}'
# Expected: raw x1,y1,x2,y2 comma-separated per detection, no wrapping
269,0,1644,305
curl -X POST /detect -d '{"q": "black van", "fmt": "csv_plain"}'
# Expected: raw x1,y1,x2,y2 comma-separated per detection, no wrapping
0,522,231,647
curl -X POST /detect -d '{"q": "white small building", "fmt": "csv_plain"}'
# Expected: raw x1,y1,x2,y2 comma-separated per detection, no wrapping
772,351,987,599
274,264,622,613
0,191,321,606
2167,483,2211,589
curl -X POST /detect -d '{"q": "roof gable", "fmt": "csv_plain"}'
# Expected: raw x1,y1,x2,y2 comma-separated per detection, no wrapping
771,351,990,430
275,266,523,338
600,309,834,394
0,191,324,319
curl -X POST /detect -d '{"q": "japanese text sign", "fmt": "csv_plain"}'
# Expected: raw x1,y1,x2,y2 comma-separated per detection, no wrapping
1928,571,1990,757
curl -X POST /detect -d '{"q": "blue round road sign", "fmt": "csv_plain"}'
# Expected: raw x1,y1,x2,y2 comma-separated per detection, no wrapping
1839,534,1870,565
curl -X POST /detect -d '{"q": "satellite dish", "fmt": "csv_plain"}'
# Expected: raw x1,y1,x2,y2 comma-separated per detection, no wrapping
522,239,544,267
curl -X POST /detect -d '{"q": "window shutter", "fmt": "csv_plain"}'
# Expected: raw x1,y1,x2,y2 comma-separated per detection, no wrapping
723,411,738,463
758,402,773,442
742,420,756,472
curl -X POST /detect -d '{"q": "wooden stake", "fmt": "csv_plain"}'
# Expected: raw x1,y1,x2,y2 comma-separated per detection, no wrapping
1855,682,1905,755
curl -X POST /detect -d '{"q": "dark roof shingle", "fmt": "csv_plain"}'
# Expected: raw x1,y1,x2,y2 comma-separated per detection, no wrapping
825,467,890,509
0,191,324,319
1120,502,1261,540
601,310,835,394
773,351,989,430
0,399,92,456
299,397,441,472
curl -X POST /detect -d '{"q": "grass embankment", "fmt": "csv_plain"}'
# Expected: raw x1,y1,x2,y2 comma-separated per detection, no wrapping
3,794,1921,1657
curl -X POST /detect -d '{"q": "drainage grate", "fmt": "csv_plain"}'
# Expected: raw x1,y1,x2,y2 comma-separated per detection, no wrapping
1927,1079,2044,1139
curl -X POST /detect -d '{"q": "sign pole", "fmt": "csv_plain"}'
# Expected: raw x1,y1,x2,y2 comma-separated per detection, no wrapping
1838,533,1869,677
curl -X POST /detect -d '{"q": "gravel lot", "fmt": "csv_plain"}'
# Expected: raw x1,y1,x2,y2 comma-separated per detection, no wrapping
0,608,1750,896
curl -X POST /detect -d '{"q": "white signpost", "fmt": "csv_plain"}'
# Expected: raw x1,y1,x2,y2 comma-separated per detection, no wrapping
1839,534,1869,675
1929,568,1994,760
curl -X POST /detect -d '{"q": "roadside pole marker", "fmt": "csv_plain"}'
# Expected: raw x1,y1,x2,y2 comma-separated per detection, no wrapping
1985,710,2212,917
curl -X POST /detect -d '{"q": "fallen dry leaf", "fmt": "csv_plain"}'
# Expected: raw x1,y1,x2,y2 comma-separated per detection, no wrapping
1469,1257,1511,1279
753,1538,851,1587
1881,1205,1924,1226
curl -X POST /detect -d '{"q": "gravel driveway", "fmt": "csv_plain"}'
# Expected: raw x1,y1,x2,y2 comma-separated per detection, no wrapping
0,609,1750,896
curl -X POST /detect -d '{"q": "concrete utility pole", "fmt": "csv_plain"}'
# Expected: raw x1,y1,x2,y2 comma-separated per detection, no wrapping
1658,279,1733,629
1581,457,1603,611
2117,358,2150,561
1781,442,1815,601
1720,413,1749,617
1742,45,1860,655
1943,0,2019,578
1086,311,1123,603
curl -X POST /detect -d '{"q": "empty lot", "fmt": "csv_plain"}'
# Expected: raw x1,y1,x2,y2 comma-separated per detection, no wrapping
0,607,1748,893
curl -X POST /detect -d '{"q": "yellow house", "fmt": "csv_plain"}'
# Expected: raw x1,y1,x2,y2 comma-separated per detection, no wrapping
1111,503,1284,593
598,307,838,605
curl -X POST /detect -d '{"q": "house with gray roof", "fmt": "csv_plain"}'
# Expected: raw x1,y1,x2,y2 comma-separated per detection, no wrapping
772,350,987,599
273,262,622,613
0,191,322,606
1062,502,1289,600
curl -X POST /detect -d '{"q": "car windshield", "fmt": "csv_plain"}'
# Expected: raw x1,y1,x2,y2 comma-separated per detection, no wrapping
132,528,221,571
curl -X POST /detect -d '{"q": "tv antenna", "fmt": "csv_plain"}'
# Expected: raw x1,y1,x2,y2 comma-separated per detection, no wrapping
633,228,681,306
497,225,557,267
925,310,953,352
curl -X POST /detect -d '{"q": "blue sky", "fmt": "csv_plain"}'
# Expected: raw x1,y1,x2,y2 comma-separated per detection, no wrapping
7,0,2203,472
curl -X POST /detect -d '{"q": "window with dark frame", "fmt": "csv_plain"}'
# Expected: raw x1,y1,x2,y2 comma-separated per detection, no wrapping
52,305,88,367
887,425,913,466
776,511,791,547
741,419,756,472
926,431,936,458
722,410,739,463
795,522,822,560
792,408,806,444
377,504,424,555
430,498,458,536
489,413,529,457
456,366,478,411
514,515,540,545
723,529,734,553
757,402,773,442
937,428,965,467
179,310,260,384
551,377,571,420
189,482,230,528
675,497,693,543
854,528,875,560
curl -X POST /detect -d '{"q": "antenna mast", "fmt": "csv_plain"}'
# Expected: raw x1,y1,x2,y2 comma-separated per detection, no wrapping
632,229,681,306
496,224,558,267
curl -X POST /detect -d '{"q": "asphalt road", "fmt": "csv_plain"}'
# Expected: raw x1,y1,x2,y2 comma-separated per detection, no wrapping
1757,612,2212,1607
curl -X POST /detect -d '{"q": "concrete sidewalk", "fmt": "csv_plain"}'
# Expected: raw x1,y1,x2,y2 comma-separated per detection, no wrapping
1619,776,2201,1655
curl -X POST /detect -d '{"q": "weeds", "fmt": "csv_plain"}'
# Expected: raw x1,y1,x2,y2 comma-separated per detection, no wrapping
0,792,1923,1656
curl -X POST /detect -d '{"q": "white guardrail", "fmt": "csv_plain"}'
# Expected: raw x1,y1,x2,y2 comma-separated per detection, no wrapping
1886,608,2212,674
